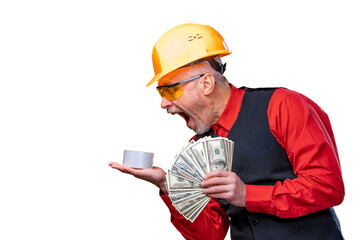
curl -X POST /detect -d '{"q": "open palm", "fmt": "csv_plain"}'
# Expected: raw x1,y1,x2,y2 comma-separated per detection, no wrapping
109,162,167,194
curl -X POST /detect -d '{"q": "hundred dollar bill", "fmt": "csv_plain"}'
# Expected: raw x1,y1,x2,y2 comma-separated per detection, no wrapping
169,190,204,203
172,194,208,214
182,195,208,215
222,138,233,171
178,149,205,180
189,138,210,174
228,139,234,171
170,165,202,183
186,196,211,222
168,189,201,196
167,171,202,191
205,138,228,171
173,154,203,182
183,146,206,178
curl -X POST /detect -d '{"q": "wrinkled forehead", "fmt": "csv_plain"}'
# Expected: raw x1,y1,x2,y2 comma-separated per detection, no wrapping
157,67,191,86
157,61,210,86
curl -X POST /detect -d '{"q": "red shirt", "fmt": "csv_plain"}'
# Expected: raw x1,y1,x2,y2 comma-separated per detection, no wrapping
160,85,345,240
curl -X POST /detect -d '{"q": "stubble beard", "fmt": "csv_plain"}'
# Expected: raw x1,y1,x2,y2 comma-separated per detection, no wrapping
193,118,211,135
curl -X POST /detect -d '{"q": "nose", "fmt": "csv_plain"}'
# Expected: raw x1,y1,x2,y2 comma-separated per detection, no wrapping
161,97,173,109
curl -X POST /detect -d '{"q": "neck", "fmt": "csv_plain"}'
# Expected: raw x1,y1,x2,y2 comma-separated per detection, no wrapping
208,83,232,125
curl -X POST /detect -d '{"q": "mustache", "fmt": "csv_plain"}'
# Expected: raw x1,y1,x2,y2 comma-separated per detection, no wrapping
167,109,177,115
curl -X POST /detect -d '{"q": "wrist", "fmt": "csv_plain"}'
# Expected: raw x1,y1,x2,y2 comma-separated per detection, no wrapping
158,181,168,195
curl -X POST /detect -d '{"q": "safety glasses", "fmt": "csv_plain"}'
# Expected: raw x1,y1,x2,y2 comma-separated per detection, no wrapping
156,74,204,101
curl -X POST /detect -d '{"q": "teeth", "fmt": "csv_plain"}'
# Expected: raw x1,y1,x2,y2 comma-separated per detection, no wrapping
167,109,182,115
167,109,176,115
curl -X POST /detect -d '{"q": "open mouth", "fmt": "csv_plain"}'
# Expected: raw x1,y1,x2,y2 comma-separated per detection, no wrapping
178,112,190,123
168,109,189,122
167,109,194,129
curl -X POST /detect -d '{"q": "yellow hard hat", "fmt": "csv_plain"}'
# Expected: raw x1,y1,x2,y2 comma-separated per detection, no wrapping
146,23,231,86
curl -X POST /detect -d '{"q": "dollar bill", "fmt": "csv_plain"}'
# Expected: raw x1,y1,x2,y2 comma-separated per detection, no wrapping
170,165,202,183
172,194,208,214
179,148,205,179
167,171,202,191
205,138,228,171
166,136,234,222
186,197,211,222
169,190,203,203
188,138,210,174
172,155,203,182
228,139,234,171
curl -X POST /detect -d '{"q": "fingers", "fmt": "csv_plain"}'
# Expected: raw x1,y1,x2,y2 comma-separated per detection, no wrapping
108,162,134,174
108,162,162,179
201,170,246,206
202,184,230,195
202,170,235,187
201,171,231,195
204,169,230,180
109,161,124,170
201,176,229,188
202,182,239,202
201,175,237,193
108,162,121,168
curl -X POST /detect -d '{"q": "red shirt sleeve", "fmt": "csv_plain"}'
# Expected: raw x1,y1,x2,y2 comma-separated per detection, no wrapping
246,88,345,218
160,193,229,240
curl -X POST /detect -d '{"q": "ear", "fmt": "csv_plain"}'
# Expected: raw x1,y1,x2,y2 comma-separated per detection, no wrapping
200,73,216,96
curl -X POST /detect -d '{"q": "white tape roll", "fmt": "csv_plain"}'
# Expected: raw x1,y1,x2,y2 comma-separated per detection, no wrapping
123,150,154,169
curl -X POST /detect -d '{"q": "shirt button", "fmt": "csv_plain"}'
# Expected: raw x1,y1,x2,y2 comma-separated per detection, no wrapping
252,219,259,225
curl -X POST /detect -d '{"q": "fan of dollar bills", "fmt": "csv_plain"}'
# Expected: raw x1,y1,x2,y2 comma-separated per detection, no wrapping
165,136,234,222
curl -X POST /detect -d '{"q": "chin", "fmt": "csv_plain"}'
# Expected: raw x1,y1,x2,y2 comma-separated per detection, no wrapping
194,125,211,135
185,116,211,135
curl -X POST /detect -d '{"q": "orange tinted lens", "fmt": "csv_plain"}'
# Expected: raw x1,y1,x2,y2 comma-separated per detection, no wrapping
156,87,164,97
157,85,183,101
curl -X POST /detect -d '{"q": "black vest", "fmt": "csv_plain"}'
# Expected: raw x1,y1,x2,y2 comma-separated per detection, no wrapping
197,88,343,240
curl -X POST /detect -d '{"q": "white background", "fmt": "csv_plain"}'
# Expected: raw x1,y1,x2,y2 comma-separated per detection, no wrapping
1,1,359,239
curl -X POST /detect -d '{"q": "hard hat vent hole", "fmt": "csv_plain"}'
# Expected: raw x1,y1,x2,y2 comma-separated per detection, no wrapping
188,34,203,41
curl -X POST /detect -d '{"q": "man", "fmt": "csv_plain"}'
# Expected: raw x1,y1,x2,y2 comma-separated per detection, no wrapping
109,23,345,239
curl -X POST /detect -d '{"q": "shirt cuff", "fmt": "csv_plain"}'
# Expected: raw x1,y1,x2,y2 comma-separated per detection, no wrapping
246,185,274,213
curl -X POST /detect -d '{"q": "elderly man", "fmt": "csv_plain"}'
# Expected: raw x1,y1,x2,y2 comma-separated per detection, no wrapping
109,23,345,240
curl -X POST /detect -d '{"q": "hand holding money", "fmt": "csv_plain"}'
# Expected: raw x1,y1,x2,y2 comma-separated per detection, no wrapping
201,170,246,207
165,136,234,222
